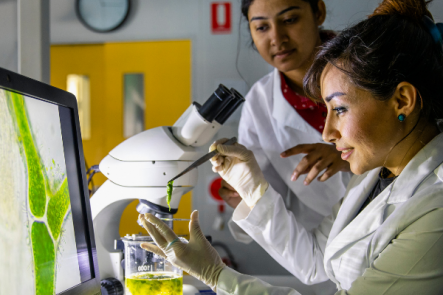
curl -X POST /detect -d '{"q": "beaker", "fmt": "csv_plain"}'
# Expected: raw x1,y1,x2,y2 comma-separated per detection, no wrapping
122,235,183,295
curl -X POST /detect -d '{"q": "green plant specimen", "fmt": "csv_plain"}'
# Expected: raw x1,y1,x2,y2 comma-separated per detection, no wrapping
166,180,173,211
31,223,55,295
125,272,182,295
9,92,72,295
11,92,46,218
47,178,70,240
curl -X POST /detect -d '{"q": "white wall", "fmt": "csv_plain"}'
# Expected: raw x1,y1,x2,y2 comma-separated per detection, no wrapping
0,0,18,73
49,0,443,276
0,0,50,82
50,0,271,100
323,0,443,30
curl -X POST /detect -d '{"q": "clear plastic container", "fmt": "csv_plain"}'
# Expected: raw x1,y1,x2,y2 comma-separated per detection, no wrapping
122,235,183,295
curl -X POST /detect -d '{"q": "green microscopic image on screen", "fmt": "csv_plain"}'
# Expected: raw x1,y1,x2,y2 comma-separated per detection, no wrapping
0,89,82,294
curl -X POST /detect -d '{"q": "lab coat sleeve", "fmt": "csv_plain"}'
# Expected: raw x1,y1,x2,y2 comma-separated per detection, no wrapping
226,90,272,244
219,208,443,295
227,218,253,244
232,184,339,285
334,208,443,295
237,87,271,172
217,208,443,295
217,266,302,295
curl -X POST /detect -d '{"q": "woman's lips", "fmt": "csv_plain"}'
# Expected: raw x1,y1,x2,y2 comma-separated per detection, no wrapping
340,148,354,161
274,49,295,59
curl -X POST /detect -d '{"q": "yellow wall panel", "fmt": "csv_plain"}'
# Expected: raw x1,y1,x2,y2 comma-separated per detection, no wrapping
51,40,192,238
51,44,108,185
104,40,192,131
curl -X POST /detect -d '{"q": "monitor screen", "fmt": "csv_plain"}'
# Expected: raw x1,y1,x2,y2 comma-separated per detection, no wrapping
0,69,101,295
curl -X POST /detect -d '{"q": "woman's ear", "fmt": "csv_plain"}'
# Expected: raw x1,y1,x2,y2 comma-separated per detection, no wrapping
316,1,327,26
394,82,419,118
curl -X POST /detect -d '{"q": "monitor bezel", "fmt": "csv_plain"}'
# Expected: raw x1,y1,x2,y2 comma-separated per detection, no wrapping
0,67,101,295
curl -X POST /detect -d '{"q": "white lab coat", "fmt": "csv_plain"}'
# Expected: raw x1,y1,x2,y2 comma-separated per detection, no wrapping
230,69,351,241
216,132,443,294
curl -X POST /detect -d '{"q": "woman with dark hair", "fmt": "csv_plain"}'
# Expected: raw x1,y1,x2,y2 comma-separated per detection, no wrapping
221,1,350,288
139,0,443,293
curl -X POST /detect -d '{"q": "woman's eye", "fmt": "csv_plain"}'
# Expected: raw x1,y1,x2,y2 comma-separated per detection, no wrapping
284,17,298,24
256,25,268,32
332,107,347,116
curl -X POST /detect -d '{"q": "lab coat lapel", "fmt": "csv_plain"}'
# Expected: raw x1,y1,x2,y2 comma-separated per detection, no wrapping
326,184,392,289
326,169,379,246
387,132,443,204
271,69,313,133
367,133,443,259
323,169,384,287
370,134,443,258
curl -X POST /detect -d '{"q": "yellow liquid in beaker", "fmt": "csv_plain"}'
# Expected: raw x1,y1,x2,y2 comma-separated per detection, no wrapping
125,272,183,295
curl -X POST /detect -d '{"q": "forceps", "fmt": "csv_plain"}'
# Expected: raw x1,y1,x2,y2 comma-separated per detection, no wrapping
168,137,237,183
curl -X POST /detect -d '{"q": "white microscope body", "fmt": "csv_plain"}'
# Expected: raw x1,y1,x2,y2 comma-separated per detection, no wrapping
90,85,244,285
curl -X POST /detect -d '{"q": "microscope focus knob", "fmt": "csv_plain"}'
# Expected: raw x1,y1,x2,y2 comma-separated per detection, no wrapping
100,277,124,295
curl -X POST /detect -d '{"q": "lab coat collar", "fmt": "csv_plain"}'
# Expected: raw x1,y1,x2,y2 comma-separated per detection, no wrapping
271,69,314,133
324,169,393,288
325,176,393,289
436,164,443,182
387,132,443,204
326,169,380,248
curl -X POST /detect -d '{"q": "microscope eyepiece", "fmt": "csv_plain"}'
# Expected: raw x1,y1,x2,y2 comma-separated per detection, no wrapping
230,88,244,102
214,87,245,124
198,84,233,122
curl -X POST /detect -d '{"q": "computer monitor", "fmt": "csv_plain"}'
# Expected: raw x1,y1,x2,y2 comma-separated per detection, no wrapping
0,67,101,295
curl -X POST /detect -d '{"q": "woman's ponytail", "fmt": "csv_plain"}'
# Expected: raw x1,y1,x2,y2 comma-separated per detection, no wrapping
369,0,434,23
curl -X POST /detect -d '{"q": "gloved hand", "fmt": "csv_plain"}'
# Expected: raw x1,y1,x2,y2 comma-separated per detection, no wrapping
210,138,269,208
139,211,225,291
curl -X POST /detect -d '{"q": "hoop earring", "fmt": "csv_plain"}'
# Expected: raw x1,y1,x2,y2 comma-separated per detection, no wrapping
398,114,406,122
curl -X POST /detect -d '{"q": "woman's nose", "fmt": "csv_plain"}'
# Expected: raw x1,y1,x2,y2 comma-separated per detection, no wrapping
322,114,340,143
270,25,288,47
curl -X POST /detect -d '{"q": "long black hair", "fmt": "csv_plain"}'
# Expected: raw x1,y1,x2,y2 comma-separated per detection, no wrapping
304,0,443,126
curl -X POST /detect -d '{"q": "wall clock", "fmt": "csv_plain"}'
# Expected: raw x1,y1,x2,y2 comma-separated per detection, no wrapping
76,0,131,33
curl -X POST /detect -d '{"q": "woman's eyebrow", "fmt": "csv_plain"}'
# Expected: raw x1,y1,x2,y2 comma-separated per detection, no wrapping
325,92,346,102
250,6,301,22
277,6,301,16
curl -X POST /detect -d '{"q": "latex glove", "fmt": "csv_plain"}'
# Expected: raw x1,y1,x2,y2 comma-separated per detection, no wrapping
281,143,351,185
210,138,269,208
139,211,225,291
218,179,241,209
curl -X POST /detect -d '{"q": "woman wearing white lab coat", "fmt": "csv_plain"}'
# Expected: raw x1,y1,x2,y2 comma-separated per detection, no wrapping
219,134,443,293
225,2,351,292
228,67,352,239
139,0,443,293
224,0,351,243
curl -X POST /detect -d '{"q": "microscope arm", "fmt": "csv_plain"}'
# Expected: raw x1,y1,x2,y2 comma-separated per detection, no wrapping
90,84,245,282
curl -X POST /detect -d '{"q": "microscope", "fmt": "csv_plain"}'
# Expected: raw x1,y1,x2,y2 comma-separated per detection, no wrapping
90,84,244,285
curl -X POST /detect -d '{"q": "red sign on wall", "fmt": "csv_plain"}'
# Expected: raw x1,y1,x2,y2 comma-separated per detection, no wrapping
211,2,231,34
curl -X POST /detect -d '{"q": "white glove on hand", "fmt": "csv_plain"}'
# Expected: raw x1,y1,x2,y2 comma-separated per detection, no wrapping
139,211,225,291
210,138,269,208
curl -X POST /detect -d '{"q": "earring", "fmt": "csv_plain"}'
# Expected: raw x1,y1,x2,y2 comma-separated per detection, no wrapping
398,114,406,122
